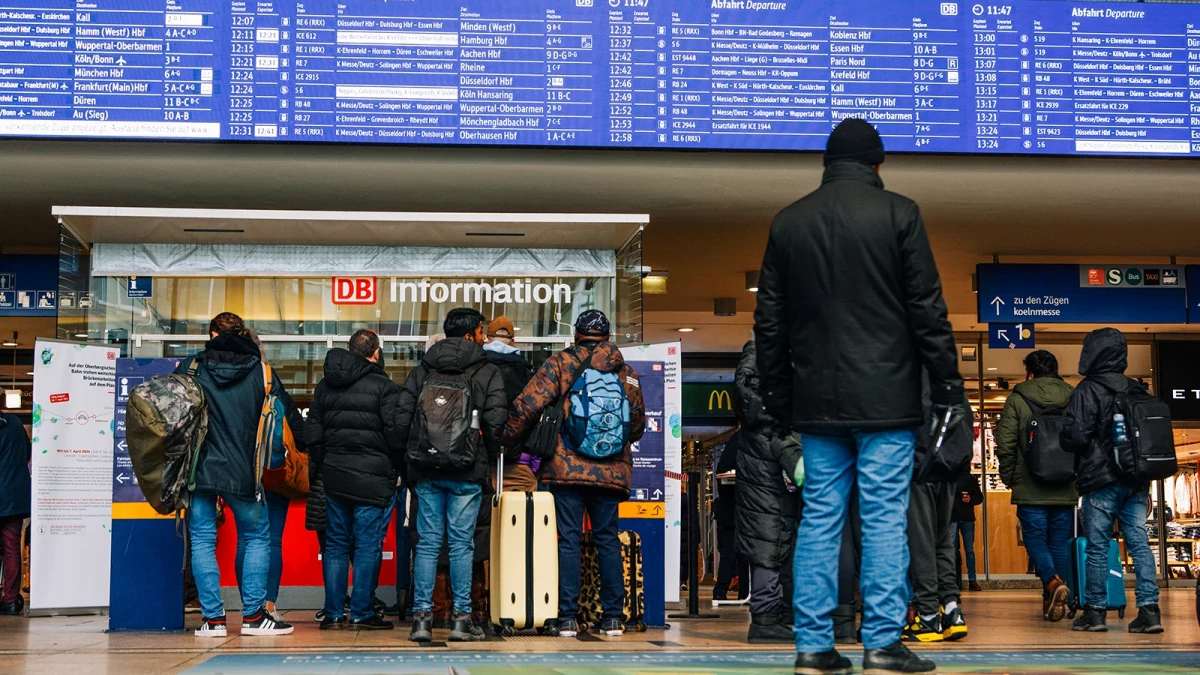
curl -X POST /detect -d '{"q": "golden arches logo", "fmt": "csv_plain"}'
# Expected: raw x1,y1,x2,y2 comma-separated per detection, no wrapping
708,389,733,412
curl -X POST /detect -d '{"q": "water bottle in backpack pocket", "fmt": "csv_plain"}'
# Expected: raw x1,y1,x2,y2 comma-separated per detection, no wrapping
563,369,630,460
409,368,482,471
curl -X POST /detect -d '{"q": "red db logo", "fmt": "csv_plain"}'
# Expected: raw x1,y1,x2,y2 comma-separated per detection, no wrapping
332,277,377,305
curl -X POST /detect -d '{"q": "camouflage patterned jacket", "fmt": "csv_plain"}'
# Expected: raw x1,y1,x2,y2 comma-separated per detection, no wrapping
503,340,645,496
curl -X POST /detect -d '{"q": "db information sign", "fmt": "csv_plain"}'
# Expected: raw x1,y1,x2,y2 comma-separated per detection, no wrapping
332,277,377,305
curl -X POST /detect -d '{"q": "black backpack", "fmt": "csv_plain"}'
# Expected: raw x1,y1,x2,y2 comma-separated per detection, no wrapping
1102,380,1177,482
1016,393,1074,485
408,365,484,471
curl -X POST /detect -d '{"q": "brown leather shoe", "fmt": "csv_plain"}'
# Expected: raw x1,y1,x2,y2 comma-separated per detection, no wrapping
1044,575,1070,622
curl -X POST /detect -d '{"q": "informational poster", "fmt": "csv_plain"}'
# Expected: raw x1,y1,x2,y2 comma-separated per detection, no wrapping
30,340,119,611
112,358,178,504
625,361,665,507
622,342,683,604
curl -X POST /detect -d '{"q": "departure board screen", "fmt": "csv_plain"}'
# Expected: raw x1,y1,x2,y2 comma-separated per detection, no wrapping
3,1,1199,156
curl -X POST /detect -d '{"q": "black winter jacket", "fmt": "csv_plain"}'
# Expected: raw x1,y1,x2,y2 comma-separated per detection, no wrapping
0,413,31,519
754,161,963,431
397,338,507,486
914,373,974,484
1060,328,1138,495
951,473,983,523
484,345,533,404
307,349,403,508
714,433,739,527
181,332,286,501
732,341,802,569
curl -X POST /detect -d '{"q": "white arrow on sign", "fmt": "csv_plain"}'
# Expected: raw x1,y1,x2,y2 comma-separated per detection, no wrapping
116,474,128,484
653,488,663,500
997,329,1010,343
990,296,1005,315
116,440,128,453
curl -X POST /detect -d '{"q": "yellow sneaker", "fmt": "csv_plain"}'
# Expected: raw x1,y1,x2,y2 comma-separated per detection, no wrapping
941,603,968,641
900,614,944,643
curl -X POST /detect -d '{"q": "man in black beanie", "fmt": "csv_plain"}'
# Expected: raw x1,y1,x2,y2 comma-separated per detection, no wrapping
754,118,964,675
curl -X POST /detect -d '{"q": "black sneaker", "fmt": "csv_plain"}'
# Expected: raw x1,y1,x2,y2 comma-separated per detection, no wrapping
940,604,967,641
193,614,227,638
553,617,581,638
600,618,625,637
1071,607,1107,632
448,611,484,642
351,614,395,631
748,612,793,644
794,650,853,675
409,611,433,643
0,596,25,617
314,609,327,622
1128,604,1164,634
862,641,937,674
241,611,294,636
319,615,347,630
900,614,943,643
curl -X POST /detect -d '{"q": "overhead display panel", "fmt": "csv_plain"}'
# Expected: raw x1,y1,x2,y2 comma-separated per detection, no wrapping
3,1,1199,156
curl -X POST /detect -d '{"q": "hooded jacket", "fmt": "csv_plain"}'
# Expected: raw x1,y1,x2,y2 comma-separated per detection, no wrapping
753,161,963,431
306,348,403,508
503,340,646,496
397,337,507,486
179,332,285,501
731,340,802,569
995,377,1079,505
483,341,533,404
0,413,31,519
1060,328,1140,495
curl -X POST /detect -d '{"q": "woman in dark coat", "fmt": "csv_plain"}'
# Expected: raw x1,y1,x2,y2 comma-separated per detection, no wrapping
733,339,803,643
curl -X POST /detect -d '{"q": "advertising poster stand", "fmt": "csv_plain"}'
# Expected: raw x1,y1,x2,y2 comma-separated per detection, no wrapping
108,358,185,631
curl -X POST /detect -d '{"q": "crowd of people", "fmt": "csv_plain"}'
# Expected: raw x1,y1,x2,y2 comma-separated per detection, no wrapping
181,307,645,643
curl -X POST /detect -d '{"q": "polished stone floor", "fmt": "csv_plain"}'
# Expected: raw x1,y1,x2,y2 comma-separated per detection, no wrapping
0,589,1197,673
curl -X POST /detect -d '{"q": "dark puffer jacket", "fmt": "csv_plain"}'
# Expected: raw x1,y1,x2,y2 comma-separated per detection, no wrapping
754,161,963,431
1060,328,1138,495
503,340,646,496
0,413,31,519
996,376,1078,505
306,348,403,508
179,332,286,501
732,340,802,570
397,337,508,486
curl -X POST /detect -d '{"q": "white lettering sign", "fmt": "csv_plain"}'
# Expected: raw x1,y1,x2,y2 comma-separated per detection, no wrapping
390,279,572,305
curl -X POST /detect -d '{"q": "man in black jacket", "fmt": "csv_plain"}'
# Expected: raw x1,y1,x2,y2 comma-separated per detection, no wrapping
732,339,803,643
754,119,963,675
949,474,983,593
307,329,402,631
1060,328,1162,634
398,308,507,643
185,312,294,637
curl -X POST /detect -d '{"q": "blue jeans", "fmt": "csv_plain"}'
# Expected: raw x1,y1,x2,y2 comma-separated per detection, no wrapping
794,430,915,653
189,493,269,621
235,490,289,603
395,487,411,593
551,486,625,621
323,496,392,621
950,520,978,582
413,480,482,615
1016,505,1073,587
1082,483,1158,609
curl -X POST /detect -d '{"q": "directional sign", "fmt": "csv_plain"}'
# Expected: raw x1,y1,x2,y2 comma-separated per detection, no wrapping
989,323,1035,350
127,276,153,299
0,291,12,309
977,264,1188,324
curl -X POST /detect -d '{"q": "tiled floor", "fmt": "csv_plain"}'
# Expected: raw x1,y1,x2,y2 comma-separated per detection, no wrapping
0,589,1197,674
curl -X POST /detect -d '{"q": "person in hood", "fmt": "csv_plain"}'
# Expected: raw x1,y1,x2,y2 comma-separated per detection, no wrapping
753,119,964,675
397,308,507,643
904,375,974,644
503,309,646,639
1060,328,1162,634
183,312,294,637
731,339,803,643
483,315,537,493
995,350,1077,622
307,329,401,631
0,412,30,616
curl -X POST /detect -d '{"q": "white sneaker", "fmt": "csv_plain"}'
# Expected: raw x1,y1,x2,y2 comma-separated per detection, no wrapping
242,612,294,636
194,616,228,638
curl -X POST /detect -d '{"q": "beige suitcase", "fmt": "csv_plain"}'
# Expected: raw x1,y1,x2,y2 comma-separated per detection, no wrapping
489,455,558,634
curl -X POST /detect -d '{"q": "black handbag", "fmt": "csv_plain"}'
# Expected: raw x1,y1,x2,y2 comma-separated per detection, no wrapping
526,357,588,460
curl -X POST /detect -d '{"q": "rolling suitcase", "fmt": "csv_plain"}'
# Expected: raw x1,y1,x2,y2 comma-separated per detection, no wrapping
578,529,647,631
1066,508,1127,619
489,454,558,635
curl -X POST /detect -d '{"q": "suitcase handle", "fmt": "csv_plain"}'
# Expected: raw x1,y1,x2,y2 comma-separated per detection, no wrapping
497,450,504,495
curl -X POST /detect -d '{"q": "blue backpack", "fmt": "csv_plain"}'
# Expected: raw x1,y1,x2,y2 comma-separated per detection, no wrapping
563,369,630,459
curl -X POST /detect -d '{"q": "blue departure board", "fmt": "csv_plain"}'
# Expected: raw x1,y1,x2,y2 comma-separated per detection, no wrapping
2,1,1199,156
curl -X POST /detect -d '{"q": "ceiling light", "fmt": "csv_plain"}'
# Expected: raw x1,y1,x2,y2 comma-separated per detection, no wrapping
714,297,737,317
987,367,998,371
25,372,33,376
4,389,20,409
677,328,694,333
75,333,89,339
2,331,15,347
745,270,760,293
644,273,668,295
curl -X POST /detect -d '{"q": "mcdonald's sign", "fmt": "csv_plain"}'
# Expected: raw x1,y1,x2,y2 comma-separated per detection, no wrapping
682,384,736,419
